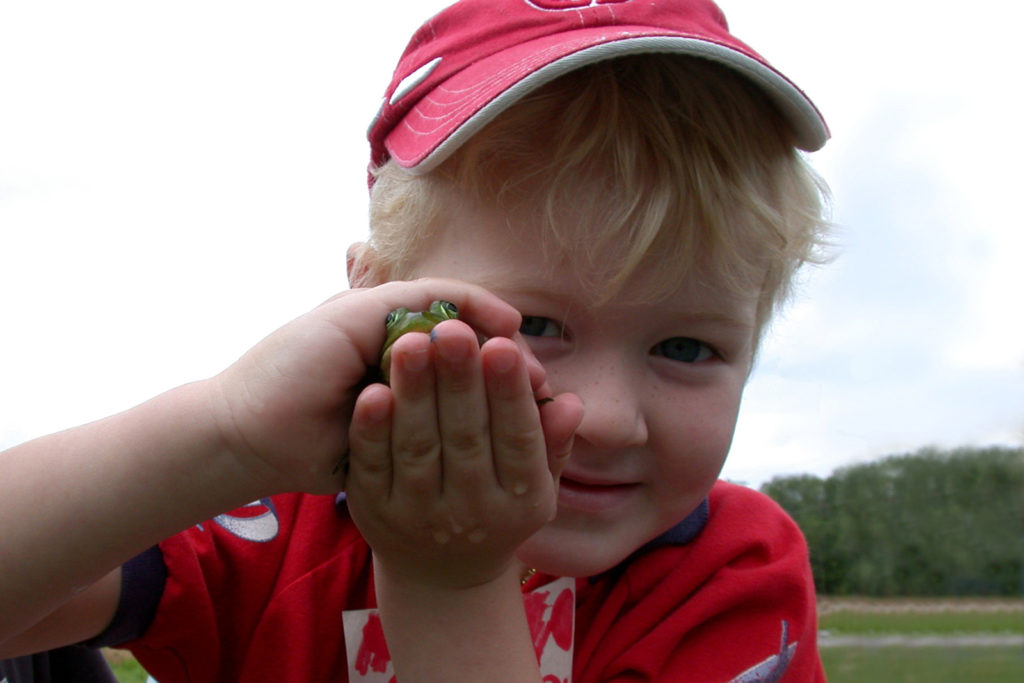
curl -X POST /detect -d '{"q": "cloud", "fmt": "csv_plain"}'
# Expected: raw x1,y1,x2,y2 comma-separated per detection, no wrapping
725,90,1024,487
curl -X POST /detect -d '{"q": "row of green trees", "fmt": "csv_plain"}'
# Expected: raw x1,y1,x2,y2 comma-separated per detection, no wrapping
760,445,1023,596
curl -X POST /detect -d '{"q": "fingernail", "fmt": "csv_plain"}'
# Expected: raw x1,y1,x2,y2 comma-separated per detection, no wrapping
401,348,429,373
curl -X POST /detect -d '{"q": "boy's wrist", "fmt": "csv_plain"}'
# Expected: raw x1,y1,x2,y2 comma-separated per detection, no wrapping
371,548,522,594
136,380,278,512
197,375,276,498
189,376,307,503
373,559,542,683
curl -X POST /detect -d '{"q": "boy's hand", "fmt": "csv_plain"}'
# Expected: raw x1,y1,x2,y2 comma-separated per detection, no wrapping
206,279,552,497
344,317,582,589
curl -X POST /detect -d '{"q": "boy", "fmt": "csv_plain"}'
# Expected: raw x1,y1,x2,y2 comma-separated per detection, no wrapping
0,0,831,680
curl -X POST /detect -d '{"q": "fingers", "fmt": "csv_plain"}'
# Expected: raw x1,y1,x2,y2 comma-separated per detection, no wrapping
347,319,558,503
538,392,584,480
479,338,550,496
383,330,444,498
346,383,394,497
345,317,582,587
432,322,494,494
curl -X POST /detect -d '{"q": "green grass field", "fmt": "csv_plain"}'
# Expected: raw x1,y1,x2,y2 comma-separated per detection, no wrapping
102,649,149,683
104,598,1024,682
819,598,1024,682
822,646,1024,682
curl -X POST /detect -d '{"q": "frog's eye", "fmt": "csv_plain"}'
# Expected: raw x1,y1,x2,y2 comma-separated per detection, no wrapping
438,300,458,318
385,310,400,327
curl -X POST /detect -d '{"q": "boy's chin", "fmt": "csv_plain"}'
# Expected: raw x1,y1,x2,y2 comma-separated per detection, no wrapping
516,526,635,579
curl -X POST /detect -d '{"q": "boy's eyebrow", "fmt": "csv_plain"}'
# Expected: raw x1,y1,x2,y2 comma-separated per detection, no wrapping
478,278,755,331
671,310,753,330
647,308,757,339
470,277,556,303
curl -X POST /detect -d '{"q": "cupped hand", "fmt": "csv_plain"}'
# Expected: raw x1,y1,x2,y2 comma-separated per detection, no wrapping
344,318,582,589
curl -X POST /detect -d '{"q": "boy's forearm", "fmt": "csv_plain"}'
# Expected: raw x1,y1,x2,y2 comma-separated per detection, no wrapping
374,564,542,683
0,380,262,642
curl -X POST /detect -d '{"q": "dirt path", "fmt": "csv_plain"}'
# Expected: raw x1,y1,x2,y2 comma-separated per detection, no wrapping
819,633,1024,648
818,597,1024,615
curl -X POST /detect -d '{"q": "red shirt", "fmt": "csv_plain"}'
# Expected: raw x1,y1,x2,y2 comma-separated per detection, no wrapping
101,481,823,682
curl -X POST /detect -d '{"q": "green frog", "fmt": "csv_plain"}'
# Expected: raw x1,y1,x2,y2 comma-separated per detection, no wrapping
379,299,460,384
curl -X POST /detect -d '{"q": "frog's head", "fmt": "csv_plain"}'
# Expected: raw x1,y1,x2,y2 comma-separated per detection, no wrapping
379,300,459,383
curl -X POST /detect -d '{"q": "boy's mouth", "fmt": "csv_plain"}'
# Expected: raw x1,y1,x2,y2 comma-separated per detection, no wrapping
557,475,639,513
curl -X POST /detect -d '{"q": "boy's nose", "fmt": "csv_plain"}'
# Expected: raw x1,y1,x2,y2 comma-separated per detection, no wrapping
567,359,648,451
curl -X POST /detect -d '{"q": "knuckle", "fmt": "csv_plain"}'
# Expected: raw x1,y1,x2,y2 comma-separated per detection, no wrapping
443,373,478,397
350,449,390,476
395,433,439,460
445,427,486,454
498,426,542,455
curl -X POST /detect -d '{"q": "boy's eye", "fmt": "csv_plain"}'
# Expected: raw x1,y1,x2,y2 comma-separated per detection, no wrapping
520,316,561,338
653,337,715,363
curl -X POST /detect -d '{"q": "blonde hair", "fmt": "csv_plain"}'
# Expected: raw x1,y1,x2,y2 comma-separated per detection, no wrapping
368,55,830,344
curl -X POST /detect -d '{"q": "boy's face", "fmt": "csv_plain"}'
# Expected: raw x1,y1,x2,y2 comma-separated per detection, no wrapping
398,197,759,578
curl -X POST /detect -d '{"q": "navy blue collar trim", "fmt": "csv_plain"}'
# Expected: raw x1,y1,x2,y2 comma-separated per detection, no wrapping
591,497,710,584
635,497,710,554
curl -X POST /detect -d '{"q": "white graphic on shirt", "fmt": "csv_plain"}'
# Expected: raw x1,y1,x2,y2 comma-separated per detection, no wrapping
343,576,575,682
729,620,797,683
197,498,279,543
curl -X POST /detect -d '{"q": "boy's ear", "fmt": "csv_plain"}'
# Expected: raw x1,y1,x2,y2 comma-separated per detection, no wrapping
346,242,367,287
346,242,375,288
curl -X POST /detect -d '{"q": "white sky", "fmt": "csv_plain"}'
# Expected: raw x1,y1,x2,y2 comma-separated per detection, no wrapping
1,0,1021,487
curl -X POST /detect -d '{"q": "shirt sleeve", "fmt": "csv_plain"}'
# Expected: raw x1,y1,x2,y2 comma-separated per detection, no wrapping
92,494,374,683
84,545,167,649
